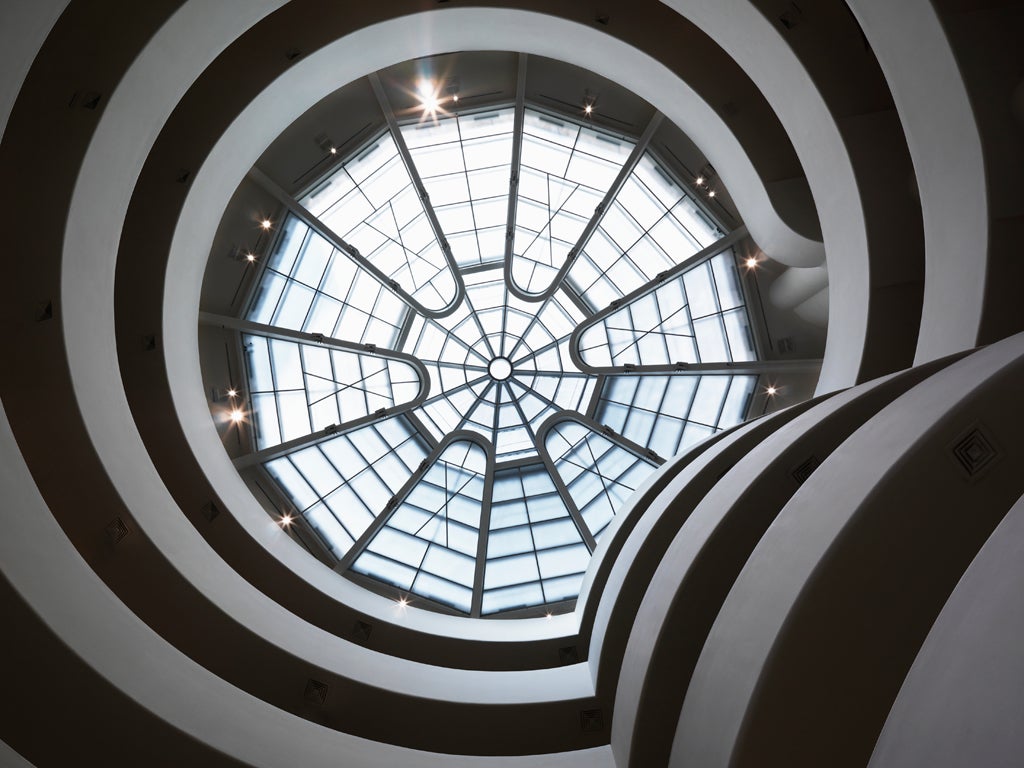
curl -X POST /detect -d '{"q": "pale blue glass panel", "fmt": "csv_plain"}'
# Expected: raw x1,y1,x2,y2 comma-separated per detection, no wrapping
243,334,422,450
694,315,730,362
577,249,753,368
720,376,756,425
402,109,515,268
481,583,545,614
511,110,633,295
594,374,756,457
482,464,589,614
247,215,409,347
353,440,487,613
298,133,459,311
546,420,657,539
680,421,715,451
689,376,731,426
712,251,745,310
265,416,429,557
723,308,756,362
568,152,725,309
543,573,587,602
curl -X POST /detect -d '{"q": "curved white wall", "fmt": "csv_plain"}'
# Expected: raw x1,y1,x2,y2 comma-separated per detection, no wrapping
846,0,988,364
2,0,1019,765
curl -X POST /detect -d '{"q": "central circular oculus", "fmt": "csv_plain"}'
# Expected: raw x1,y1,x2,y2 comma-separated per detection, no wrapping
488,356,513,381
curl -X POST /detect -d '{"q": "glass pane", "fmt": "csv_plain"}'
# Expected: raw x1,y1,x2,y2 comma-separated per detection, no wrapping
243,334,423,450
568,152,725,309
246,214,410,347
406,267,589,461
265,416,430,556
298,133,460,311
481,464,589,614
577,248,751,368
352,440,489,613
594,374,757,457
402,108,515,268
510,110,634,295
545,419,658,540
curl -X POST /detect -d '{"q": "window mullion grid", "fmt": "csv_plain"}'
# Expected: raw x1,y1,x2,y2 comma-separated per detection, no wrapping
502,53,528,284
646,375,673,449
406,462,450,596
505,382,543,450
584,186,675,304
247,166,451,320
666,189,707,249
511,335,559,368
231,362,430,469
425,373,489,408
450,380,493,435
511,373,584,421
470,448,496,617
355,346,369,417
500,266,513,358
386,198,420,294
404,410,439,450
681,278,701,364
536,428,598,552
712,376,737,436
704,252,734,363
464,290,498,360
559,284,593,320
673,374,704,455
335,433,451,573
579,435,620,526
368,72,466,307
454,116,485,265
618,372,675,450
282,444,377,551
299,237,334,332
519,471,550,607
649,284,670,365
261,224,305,325
265,335,287,447
565,411,663,467
300,343,316,432
608,287,692,369
712,375,733,431
585,374,606,419
394,306,418,352
504,296,552,362
539,111,664,302
432,359,488,373
608,414,666,466
569,226,751,372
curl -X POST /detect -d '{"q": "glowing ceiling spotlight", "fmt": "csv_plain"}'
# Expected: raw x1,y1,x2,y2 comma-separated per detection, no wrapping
582,87,597,118
416,79,440,114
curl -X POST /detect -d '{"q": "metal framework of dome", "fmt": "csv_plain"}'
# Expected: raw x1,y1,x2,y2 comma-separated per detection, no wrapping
233,70,760,616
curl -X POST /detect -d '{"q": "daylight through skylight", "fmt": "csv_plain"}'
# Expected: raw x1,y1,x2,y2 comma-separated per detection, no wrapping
238,94,759,617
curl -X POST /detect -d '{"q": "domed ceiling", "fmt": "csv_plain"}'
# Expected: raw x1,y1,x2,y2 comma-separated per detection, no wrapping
205,52,764,617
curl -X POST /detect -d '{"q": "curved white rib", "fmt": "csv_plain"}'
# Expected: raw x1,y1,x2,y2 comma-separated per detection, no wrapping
846,0,989,364
661,0,872,393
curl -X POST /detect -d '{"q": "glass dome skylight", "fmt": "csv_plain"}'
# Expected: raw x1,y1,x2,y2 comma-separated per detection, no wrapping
237,95,759,617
